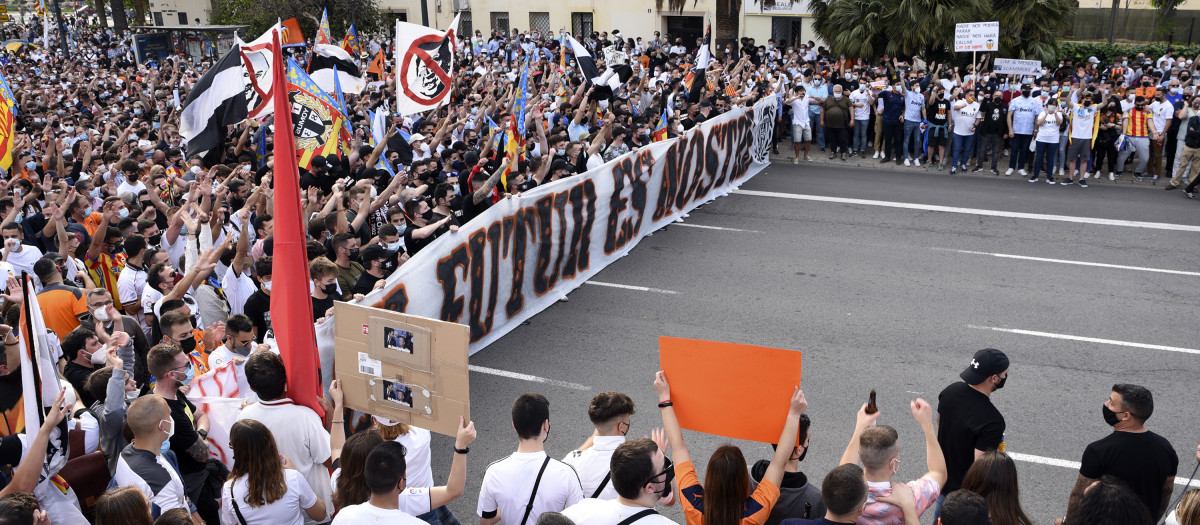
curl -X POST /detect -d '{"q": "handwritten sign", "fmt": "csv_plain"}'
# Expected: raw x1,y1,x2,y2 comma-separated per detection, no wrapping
955,22,999,52
993,58,1042,76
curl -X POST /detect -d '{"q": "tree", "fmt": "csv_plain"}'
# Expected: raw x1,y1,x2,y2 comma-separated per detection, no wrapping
211,0,382,41
109,0,126,33
810,0,1072,64
1149,0,1185,40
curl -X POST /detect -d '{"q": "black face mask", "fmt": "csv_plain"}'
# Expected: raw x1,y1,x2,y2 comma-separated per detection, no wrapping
1102,404,1122,426
322,283,339,296
994,375,1006,390
796,444,809,462
178,335,197,352
1022,91,1031,97
348,247,360,261
421,209,434,222
148,233,162,246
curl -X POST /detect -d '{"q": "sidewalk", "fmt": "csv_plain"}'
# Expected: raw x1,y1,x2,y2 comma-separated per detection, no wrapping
767,148,1183,190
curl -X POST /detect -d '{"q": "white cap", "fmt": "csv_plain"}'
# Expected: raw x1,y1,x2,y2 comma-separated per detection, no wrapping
373,415,400,427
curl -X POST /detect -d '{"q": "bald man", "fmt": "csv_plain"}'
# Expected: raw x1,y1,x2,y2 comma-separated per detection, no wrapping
111,395,200,521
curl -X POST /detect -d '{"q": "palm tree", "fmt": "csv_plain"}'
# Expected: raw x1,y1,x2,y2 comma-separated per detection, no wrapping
92,0,107,29
992,0,1074,63
109,0,127,32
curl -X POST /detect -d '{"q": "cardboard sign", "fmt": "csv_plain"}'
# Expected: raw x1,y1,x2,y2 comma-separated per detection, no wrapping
659,337,802,444
332,302,470,437
954,22,999,52
603,47,629,65
993,58,1042,76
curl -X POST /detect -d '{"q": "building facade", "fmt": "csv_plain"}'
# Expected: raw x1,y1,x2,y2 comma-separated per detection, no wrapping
376,0,817,49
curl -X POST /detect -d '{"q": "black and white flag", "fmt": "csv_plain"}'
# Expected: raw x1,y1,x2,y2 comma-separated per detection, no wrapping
309,44,366,95
180,47,249,159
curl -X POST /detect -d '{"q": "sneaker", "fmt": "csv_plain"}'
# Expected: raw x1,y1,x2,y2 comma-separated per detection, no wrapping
1005,168,1014,176
1061,178,1074,186
1133,173,1144,181
880,157,891,164
938,163,946,171
1047,177,1057,185
805,156,813,162
991,168,1000,175
1187,191,1196,198
1079,179,1089,187
793,157,799,164
830,152,837,160
960,164,968,172
873,151,881,159
914,158,921,167
1109,172,1116,181
848,152,857,158
1028,176,1037,183
904,158,911,166
1165,185,1178,190
972,165,983,173
950,167,957,174
1019,169,1028,177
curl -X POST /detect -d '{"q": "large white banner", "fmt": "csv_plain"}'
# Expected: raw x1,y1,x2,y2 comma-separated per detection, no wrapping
361,95,778,354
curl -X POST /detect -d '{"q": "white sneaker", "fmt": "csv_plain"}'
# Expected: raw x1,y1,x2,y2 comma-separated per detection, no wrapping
1019,169,1028,176
873,151,880,159
904,158,911,166
914,158,921,167
1109,172,1116,181
793,157,799,164
1005,168,1014,175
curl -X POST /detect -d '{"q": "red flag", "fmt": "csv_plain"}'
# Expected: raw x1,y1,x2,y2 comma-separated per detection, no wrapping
268,28,325,420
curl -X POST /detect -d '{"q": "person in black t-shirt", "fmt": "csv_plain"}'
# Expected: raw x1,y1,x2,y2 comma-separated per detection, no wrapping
353,244,395,295
1066,384,1178,522
243,256,272,343
927,88,952,167
934,348,1008,517
61,328,105,408
460,155,509,225
309,257,340,321
403,198,459,257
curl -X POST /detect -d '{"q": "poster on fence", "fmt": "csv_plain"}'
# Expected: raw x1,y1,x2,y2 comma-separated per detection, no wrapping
360,94,778,354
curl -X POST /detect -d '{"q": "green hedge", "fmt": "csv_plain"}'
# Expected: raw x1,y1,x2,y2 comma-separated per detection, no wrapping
1056,41,1200,66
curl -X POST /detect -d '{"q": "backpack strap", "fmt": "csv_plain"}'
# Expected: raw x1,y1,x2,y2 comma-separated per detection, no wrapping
229,483,249,525
519,456,552,525
590,472,612,499
617,509,659,525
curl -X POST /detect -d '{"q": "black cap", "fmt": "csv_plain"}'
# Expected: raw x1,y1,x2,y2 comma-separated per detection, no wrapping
311,155,328,169
960,348,1010,385
43,251,65,262
360,243,392,262
464,151,480,166
33,257,58,281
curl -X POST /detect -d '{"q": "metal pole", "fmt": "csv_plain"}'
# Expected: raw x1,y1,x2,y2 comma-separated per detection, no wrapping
52,0,67,58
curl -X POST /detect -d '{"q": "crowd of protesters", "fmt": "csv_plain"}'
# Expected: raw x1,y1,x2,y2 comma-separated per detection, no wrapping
0,10,1195,525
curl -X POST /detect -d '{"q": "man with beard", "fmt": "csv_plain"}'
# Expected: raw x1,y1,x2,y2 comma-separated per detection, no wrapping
933,348,1008,519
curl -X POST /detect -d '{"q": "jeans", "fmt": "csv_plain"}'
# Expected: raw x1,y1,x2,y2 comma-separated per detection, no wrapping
1033,141,1059,179
809,111,826,149
903,120,922,159
1009,133,1033,170
417,505,461,525
882,120,903,159
976,133,1003,169
1117,136,1151,174
951,133,976,168
933,493,947,522
854,119,870,151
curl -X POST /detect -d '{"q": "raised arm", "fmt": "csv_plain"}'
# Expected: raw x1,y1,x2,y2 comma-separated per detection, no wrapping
839,402,884,466
429,416,478,509
653,371,691,466
472,157,509,204
762,388,808,489
912,398,947,487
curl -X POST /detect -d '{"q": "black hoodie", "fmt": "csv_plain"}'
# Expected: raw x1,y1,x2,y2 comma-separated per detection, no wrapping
749,459,827,524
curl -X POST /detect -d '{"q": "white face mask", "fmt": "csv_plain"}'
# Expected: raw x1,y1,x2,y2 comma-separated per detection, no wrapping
262,280,272,292
87,347,107,365
160,418,174,438
93,307,110,323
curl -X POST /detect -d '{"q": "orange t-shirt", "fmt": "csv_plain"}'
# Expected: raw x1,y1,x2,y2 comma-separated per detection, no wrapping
1133,86,1157,101
36,283,88,340
82,212,103,236
677,460,780,525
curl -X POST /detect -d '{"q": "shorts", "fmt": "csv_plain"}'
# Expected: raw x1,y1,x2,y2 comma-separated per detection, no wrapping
1066,139,1092,162
792,124,812,142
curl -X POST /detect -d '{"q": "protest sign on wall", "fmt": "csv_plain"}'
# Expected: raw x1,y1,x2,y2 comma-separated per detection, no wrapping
659,337,803,443
954,22,999,52
361,95,778,354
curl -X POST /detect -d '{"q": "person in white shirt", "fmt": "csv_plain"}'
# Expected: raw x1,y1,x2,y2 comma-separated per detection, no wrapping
1149,92,1175,179
330,442,428,524
238,352,333,525
115,233,149,328
561,439,678,525
784,85,815,163
950,90,982,174
478,393,584,525
564,392,636,500
219,419,327,525
1063,92,1099,186
1,223,43,283
206,314,263,370
850,85,873,156
1032,100,1065,184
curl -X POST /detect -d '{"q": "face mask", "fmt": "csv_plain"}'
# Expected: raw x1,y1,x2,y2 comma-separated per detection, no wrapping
148,233,162,246
1102,404,1122,426
89,187,101,198
261,280,272,292
25,161,35,171
231,341,252,357
1174,87,1184,94
676,124,685,133
179,335,197,353
83,205,94,216
994,375,1006,390
893,85,902,92
322,283,339,295
386,241,402,252
12,212,22,225
118,208,130,219
160,418,175,438
348,247,360,261
833,93,842,99
421,209,434,222
1123,61,1129,66
125,390,139,402
87,347,107,365
94,307,110,323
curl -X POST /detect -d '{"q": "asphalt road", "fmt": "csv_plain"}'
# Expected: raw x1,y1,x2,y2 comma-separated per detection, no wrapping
430,158,1200,524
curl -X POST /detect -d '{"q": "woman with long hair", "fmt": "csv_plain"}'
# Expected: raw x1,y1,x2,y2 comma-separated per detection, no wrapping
961,450,1033,525
331,430,385,511
1168,488,1200,525
654,371,807,525
1065,475,1153,525
95,486,154,525
219,419,327,525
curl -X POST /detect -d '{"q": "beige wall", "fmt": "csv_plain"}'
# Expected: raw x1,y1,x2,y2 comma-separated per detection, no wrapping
376,0,820,47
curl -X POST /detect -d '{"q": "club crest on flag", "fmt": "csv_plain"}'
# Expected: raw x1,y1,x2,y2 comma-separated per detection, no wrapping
291,92,335,150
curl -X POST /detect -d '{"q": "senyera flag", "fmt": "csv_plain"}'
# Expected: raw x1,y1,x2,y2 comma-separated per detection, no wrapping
0,67,16,171
268,28,325,420
393,13,459,116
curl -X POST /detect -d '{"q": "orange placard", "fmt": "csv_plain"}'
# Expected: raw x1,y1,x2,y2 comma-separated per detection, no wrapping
659,337,802,444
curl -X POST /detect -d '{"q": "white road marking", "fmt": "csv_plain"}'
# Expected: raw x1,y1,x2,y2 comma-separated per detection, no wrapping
585,281,680,295
967,325,1200,356
942,248,1200,277
1009,452,1200,487
673,223,761,233
736,189,1200,232
468,365,591,391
